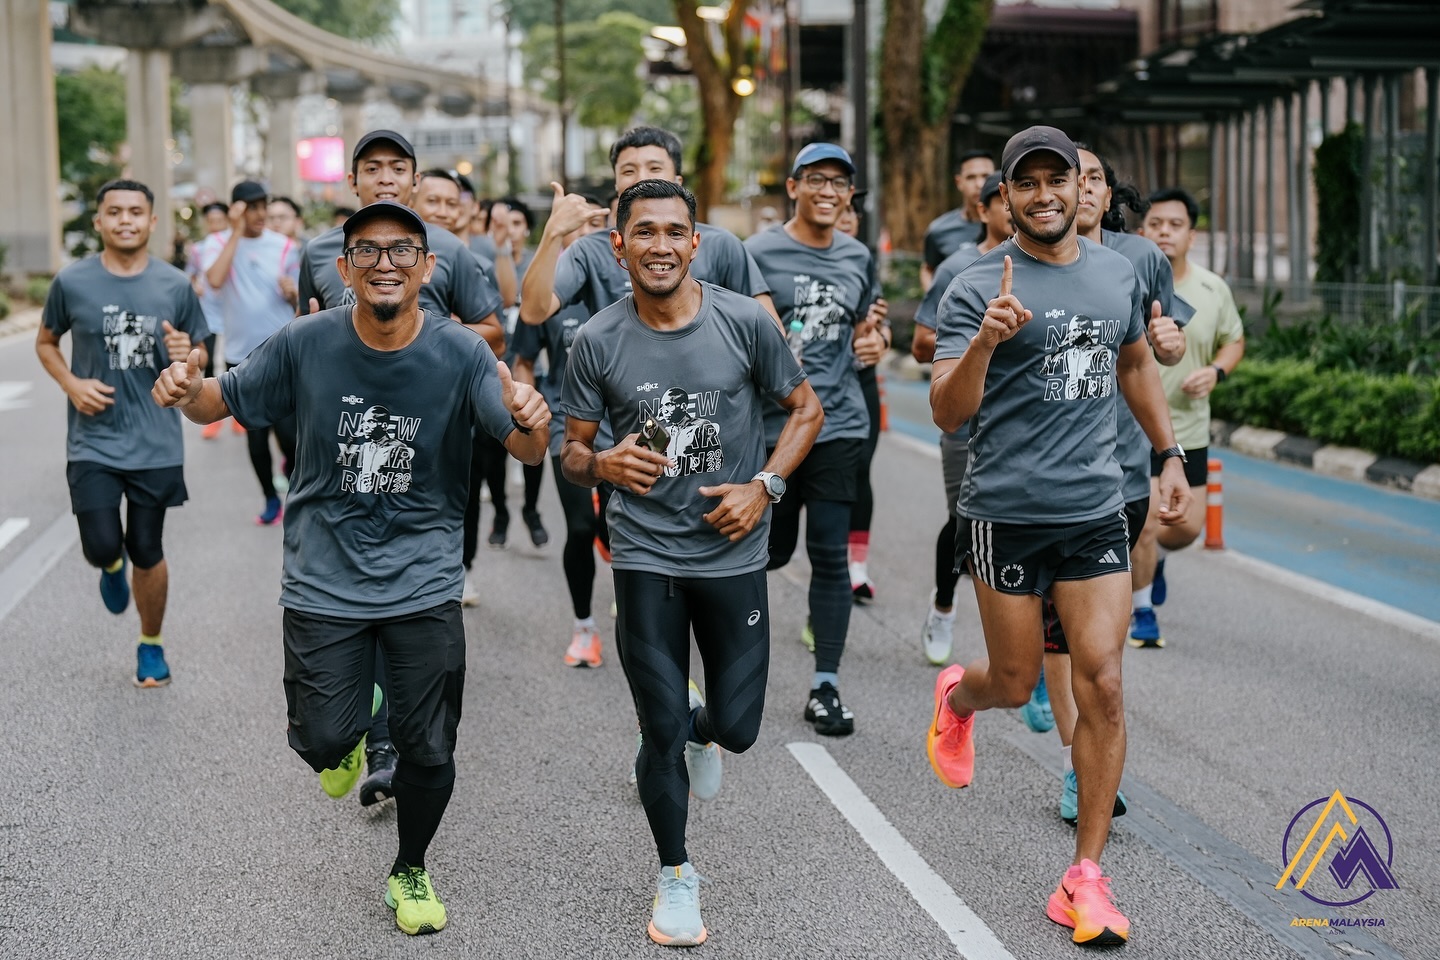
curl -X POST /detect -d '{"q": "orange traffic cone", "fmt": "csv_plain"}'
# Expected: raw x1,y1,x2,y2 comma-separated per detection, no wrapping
1203,458,1225,550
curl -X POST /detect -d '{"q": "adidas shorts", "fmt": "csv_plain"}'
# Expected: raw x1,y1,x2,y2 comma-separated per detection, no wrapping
1044,496,1149,653
956,509,1131,597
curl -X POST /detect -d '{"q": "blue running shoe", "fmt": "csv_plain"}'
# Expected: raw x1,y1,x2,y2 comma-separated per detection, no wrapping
134,643,171,688
1127,607,1164,648
1020,670,1054,733
257,496,283,526
1060,769,1129,823
1151,558,1167,606
100,557,130,615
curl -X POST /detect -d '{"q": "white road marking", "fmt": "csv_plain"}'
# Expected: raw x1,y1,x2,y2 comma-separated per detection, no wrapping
1208,548,1440,643
886,431,942,460
0,381,33,411
787,742,1018,960
0,514,77,623
0,517,29,554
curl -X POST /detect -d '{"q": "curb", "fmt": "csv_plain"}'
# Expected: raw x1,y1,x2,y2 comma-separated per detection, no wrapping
0,305,42,344
1213,420,1440,502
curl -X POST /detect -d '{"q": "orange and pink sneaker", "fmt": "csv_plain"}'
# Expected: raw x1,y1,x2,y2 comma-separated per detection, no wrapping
927,664,975,788
1046,858,1130,946
564,625,603,668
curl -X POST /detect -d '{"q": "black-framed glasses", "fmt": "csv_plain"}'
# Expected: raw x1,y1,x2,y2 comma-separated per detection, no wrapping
799,172,852,192
344,243,426,268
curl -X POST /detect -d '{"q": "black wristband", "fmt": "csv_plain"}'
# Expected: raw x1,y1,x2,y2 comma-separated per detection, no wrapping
511,417,532,435
1212,364,1228,383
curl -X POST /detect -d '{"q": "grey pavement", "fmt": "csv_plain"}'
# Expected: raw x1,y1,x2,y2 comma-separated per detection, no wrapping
0,331,1435,959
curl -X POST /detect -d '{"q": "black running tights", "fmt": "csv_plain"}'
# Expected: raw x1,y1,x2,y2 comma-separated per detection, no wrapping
76,503,167,570
767,497,853,675
935,513,962,607
551,457,612,619
245,417,296,499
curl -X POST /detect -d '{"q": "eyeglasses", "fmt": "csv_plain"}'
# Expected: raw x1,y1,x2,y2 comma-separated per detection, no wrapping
344,243,426,268
798,172,853,192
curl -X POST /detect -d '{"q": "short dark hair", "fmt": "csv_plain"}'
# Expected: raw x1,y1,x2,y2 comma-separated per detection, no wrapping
452,170,476,196
1146,187,1199,228
616,179,696,234
1074,142,1142,233
609,126,684,178
201,202,227,216
270,196,302,217
96,179,154,209
333,205,357,218
953,150,994,174
419,168,461,191
579,193,607,209
499,196,533,229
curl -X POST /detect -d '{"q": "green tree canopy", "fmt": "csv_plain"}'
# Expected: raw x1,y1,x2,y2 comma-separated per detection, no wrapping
522,12,652,130
270,0,400,42
503,0,673,32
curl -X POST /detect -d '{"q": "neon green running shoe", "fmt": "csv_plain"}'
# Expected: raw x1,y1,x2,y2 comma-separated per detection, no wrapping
318,684,383,798
386,866,447,935
800,619,815,653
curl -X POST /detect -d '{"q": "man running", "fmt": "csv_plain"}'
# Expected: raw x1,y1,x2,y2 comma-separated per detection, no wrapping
197,180,301,526
926,125,1191,948
1133,187,1245,641
153,200,550,937
745,143,886,736
921,150,996,290
562,179,822,947
37,179,209,687
521,125,775,668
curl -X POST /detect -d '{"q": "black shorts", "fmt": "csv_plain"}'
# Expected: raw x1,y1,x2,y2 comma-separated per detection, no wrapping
66,461,188,515
957,509,1131,597
1150,446,1209,487
1043,497,1148,654
783,438,864,504
282,602,465,771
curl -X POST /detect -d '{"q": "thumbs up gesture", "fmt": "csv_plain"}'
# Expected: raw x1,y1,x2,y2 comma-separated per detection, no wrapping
161,320,192,363
497,360,550,433
542,181,606,241
851,314,887,368
152,347,205,408
977,256,1032,349
1146,300,1185,364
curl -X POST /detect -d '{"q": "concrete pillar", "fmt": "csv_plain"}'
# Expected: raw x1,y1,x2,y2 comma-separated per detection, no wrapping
341,99,368,163
270,97,300,200
126,49,176,259
187,83,235,203
0,0,63,274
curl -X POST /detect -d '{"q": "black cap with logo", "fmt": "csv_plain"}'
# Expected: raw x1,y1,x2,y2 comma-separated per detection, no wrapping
341,200,428,246
1000,126,1080,181
351,130,417,166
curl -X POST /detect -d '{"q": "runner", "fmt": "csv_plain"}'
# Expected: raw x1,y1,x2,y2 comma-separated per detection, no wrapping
197,180,301,526
562,179,822,946
745,143,886,736
912,171,1011,665
520,124,776,668
36,178,209,688
153,200,551,937
186,203,228,420
1133,187,1245,642
926,125,1191,947
921,150,995,291
266,196,305,240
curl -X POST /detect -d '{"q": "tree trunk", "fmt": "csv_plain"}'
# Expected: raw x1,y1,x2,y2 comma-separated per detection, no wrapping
674,0,750,221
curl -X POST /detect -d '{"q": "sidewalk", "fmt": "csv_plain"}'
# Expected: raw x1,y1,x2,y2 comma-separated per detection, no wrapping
0,305,42,344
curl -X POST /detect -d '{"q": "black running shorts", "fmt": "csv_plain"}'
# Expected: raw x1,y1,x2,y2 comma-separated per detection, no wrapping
957,509,1131,597
1043,497,1148,654
785,438,864,504
1150,446,1209,487
66,460,187,515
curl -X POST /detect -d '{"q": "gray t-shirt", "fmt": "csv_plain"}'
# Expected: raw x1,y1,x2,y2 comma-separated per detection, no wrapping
934,237,1145,524
510,303,588,457
553,222,770,318
924,209,978,271
298,221,502,325
914,242,981,331
219,307,515,618
43,256,209,471
468,233,498,262
562,282,806,577
1102,229,1195,502
744,228,875,445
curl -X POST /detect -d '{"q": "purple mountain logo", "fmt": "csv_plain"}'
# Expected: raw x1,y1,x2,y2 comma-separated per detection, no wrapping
1278,792,1398,908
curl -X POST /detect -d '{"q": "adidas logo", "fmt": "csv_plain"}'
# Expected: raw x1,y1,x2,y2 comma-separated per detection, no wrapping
1098,549,1123,564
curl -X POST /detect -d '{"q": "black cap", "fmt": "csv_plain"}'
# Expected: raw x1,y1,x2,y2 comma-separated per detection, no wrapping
230,180,268,204
1000,125,1080,180
341,201,429,246
352,129,416,165
979,171,1004,204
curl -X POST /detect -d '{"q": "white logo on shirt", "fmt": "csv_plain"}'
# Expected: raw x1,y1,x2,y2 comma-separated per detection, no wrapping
335,404,421,494
342,395,364,405
101,305,159,371
1045,308,1066,319
637,386,724,479
1041,315,1118,402
637,382,659,392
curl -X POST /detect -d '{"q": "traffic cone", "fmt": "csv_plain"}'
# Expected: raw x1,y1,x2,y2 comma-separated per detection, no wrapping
1204,458,1225,550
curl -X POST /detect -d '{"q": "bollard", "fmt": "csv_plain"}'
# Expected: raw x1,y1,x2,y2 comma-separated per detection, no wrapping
877,371,889,432
1204,458,1225,550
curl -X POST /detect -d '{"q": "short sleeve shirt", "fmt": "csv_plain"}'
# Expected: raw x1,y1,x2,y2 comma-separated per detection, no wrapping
744,228,875,445
198,229,299,363
923,209,977,271
1163,263,1244,449
562,282,806,577
43,256,209,470
933,238,1145,524
219,308,514,618
511,303,588,457
914,242,981,331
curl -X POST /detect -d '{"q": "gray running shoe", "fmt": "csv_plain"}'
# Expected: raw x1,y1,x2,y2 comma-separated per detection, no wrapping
922,589,956,665
683,680,722,800
648,862,707,946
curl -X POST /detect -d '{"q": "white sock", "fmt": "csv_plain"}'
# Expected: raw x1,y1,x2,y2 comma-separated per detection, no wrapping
1132,584,1152,610
932,603,956,621
574,616,596,630
1061,744,1073,774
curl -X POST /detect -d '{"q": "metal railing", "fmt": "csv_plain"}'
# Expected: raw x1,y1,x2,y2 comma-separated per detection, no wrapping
1227,279,1440,339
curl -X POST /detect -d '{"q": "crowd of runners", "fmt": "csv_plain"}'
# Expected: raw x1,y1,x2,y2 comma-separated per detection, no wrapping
37,118,1243,948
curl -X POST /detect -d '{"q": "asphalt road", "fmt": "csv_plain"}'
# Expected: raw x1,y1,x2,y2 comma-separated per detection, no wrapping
1,329,1435,960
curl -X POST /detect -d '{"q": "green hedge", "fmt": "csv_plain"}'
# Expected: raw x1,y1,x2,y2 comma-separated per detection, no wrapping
1210,359,1440,464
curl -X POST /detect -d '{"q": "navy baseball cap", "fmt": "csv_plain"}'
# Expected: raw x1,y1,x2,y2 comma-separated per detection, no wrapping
352,129,416,165
791,142,856,177
230,180,267,204
342,201,428,245
979,171,1004,204
1000,125,1080,180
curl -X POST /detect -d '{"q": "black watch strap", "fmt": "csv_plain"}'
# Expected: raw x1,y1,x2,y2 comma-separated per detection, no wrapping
511,417,532,435
1156,444,1186,463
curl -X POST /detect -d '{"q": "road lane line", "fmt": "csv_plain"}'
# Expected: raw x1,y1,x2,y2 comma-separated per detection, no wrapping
1002,730,1404,960
0,518,29,554
1209,548,1440,643
787,742,1018,960
885,431,942,460
0,514,77,623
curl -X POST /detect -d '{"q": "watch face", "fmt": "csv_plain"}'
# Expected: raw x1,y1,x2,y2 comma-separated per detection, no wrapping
765,475,785,497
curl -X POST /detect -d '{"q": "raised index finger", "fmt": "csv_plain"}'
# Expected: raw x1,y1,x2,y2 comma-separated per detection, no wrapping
999,255,1013,298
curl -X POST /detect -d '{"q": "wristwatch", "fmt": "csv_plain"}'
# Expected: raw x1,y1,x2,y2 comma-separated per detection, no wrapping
753,472,786,504
1212,364,1228,383
1155,444,1187,463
